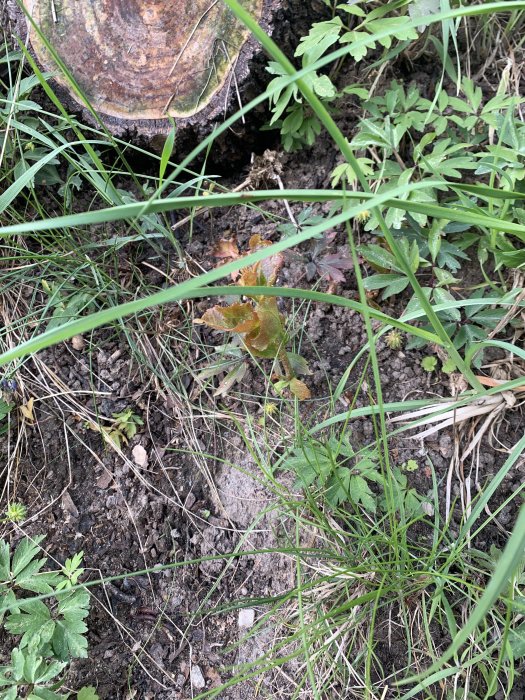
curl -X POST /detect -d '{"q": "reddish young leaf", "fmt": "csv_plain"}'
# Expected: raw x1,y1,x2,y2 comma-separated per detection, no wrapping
196,303,258,333
244,297,286,358
213,239,240,260
259,251,284,285
238,265,260,289
245,235,283,285
317,253,353,283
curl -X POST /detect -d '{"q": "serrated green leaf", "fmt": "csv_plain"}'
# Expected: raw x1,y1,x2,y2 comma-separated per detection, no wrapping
494,249,525,270
362,273,405,291
0,589,19,623
11,536,44,578
12,647,24,679
295,18,342,64
453,324,487,350
281,105,304,135
52,618,88,660
381,276,411,299
339,30,376,62
326,467,351,507
404,490,423,518
23,649,42,684
349,475,376,513
34,658,66,685
57,589,90,617
433,288,461,321
0,540,10,580
428,225,441,263
15,558,47,585
359,243,400,272
338,3,366,17
470,308,506,327
508,622,525,659
19,571,61,595
5,599,52,649
433,267,460,287
312,75,336,99
30,689,64,700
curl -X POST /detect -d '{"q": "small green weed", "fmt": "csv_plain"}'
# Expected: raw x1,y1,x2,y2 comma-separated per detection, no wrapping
106,409,144,450
285,435,381,510
0,535,96,699
405,288,509,367
196,235,311,400
421,355,437,372
285,432,431,516
266,2,418,151
0,503,27,524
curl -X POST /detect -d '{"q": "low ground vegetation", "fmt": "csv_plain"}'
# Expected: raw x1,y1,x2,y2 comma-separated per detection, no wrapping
1,1,525,698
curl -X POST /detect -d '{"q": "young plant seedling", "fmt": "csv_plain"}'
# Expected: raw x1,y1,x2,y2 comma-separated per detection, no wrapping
106,409,144,449
196,235,311,400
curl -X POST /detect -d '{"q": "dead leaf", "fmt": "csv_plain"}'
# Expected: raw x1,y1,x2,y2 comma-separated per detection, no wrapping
96,471,113,489
289,378,311,400
214,362,247,397
19,397,35,422
62,490,79,519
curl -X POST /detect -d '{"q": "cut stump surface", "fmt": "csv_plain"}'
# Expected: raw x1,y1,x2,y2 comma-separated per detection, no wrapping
19,0,267,134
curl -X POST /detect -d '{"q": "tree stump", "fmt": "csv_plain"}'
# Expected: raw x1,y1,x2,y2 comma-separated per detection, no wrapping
8,0,323,140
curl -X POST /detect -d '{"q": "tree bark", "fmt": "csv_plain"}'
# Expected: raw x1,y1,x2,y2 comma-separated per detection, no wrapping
7,0,325,140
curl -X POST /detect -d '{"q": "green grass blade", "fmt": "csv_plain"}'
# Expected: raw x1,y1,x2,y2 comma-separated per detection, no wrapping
398,504,525,689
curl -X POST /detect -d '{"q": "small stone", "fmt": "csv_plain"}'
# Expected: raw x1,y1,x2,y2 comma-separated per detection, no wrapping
238,608,255,628
132,444,148,468
421,501,434,517
71,335,85,351
190,665,206,690
96,471,113,489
